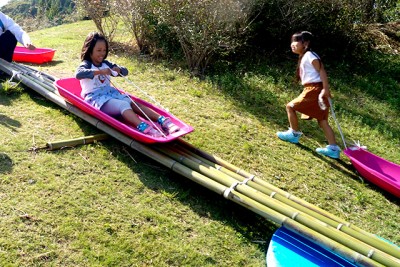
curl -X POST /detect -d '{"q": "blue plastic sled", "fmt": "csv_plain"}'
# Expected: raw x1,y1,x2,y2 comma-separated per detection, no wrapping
266,227,357,267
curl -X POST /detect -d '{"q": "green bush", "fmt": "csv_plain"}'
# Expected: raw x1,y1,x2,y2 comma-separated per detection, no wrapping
152,0,259,76
113,0,154,53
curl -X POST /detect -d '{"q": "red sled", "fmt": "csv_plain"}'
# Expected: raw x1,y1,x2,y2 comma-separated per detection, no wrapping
13,46,56,64
344,147,400,198
54,78,193,144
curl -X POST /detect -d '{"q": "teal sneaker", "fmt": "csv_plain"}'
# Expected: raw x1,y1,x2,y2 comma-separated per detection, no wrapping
277,128,302,144
316,145,341,159
158,116,180,133
137,122,163,137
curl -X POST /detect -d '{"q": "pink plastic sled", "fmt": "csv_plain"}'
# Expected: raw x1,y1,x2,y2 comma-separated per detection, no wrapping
344,147,400,198
13,46,56,64
329,98,400,198
54,78,193,144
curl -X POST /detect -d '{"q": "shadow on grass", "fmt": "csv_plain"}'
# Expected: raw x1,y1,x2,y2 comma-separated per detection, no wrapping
296,143,359,180
0,73,23,131
0,113,21,133
343,164,400,205
360,180,400,204
296,143,400,204
0,152,13,174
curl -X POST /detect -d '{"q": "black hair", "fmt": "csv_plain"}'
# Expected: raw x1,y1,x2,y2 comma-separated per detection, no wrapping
80,32,109,61
292,31,321,82
291,31,313,45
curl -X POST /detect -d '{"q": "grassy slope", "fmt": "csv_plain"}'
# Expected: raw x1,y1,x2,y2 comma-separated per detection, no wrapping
0,20,399,266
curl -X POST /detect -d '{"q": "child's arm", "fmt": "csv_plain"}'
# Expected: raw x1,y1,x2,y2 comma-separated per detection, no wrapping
312,59,331,98
75,60,95,79
75,60,111,79
1,12,34,49
104,60,129,76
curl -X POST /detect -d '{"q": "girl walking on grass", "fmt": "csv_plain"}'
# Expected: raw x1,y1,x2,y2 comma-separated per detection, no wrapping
276,31,341,159
75,32,179,137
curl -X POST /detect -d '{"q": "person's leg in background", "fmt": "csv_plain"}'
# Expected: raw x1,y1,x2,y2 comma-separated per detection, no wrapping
0,31,18,62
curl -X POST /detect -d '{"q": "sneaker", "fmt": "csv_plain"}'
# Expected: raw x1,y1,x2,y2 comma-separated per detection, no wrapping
137,122,163,138
277,128,302,144
316,145,341,159
158,116,180,133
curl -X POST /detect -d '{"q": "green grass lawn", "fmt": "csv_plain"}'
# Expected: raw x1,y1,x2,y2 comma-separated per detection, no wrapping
0,20,399,266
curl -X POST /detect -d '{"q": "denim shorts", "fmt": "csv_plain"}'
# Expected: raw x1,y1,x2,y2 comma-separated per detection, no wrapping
84,86,132,110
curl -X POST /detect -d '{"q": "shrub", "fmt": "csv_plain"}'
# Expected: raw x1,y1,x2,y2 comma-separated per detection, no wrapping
112,0,154,53
153,0,260,76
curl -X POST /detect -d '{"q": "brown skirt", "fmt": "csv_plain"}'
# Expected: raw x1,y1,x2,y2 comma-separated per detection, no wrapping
289,82,330,121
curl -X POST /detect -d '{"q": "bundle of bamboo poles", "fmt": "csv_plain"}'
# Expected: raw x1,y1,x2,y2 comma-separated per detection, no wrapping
0,59,399,267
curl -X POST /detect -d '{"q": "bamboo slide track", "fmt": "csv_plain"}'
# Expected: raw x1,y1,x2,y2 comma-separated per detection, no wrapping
0,59,399,267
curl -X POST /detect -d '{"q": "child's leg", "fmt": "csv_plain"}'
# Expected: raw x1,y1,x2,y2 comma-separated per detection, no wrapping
316,119,341,158
286,103,299,131
130,102,160,121
318,120,337,145
121,109,143,126
131,102,180,133
101,98,142,126
276,103,302,144
0,31,18,62
101,98,164,137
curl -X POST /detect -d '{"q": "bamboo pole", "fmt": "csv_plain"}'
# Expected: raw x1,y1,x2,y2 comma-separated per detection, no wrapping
46,134,109,150
10,63,56,82
11,66,57,93
1,60,399,266
155,145,238,187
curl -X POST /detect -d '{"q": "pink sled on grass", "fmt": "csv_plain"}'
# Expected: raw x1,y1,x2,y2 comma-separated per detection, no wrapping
344,147,400,198
13,46,56,64
54,78,194,144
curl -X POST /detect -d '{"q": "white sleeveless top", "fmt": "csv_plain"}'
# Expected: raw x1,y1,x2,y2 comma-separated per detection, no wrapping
300,51,322,85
